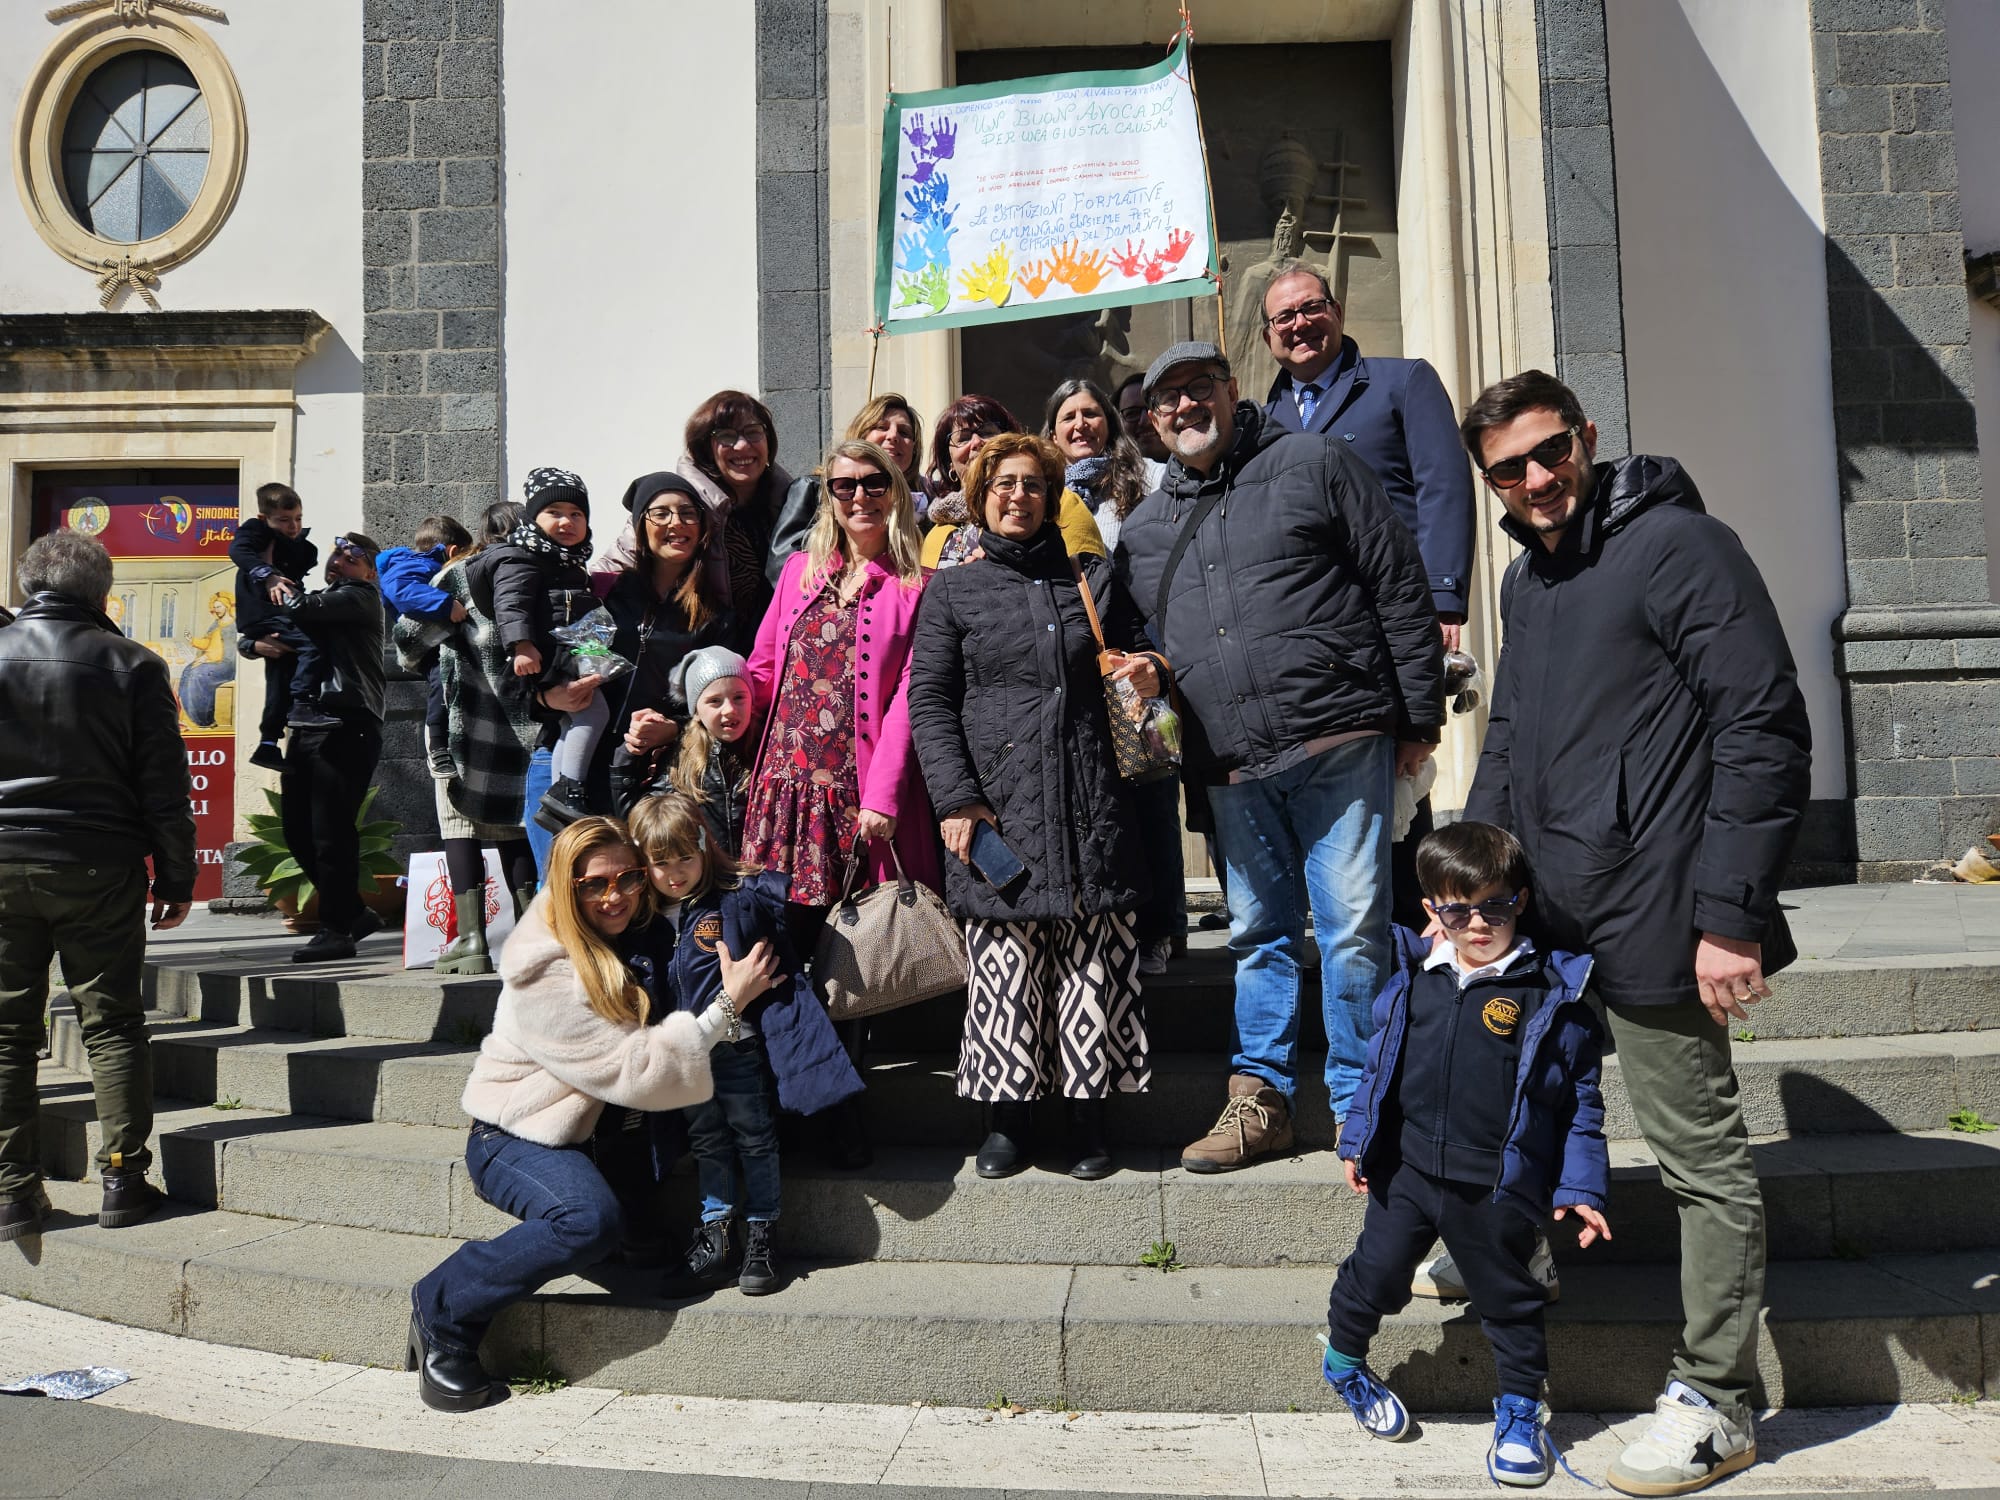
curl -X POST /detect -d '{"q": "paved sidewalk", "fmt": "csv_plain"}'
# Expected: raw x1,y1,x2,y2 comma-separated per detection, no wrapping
4,1296,2000,1498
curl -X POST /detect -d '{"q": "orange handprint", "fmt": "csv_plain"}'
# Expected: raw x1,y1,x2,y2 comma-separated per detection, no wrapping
1111,239,1148,278
960,246,1013,307
1052,240,1111,294
1016,256,1056,299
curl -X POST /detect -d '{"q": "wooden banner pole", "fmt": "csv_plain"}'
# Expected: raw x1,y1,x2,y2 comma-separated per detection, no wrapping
1177,2,1226,351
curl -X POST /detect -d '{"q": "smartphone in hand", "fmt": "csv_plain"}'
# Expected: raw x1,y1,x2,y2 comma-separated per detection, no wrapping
967,820,1029,895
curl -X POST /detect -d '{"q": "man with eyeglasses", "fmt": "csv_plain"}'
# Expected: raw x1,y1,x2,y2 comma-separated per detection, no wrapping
1114,340,1445,1176
1456,370,1809,1497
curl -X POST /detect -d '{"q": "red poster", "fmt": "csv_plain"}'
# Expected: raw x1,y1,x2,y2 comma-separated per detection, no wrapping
34,480,240,901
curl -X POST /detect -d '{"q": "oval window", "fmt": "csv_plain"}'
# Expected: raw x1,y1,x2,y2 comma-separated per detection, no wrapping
60,48,211,244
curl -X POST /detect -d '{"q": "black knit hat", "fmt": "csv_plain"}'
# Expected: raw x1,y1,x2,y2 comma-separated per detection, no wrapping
621,471,705,514
522,466,589,523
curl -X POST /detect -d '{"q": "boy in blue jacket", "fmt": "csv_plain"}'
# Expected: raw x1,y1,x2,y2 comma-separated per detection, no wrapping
1323,821,1610,1487
376,515,472,775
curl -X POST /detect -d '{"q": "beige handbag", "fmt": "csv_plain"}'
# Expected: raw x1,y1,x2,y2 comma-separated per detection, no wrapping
815,842,968,1020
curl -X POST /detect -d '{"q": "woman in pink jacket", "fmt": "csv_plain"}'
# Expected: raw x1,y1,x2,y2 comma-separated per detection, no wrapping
743,438,936,1164
409,816,776,1415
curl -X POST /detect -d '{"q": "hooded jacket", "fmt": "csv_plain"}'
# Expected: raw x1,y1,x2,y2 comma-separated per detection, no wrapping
1339,926,1609,1216
0,592,197,900
230,516,318,637
276,575,387,724
1113,401,1445,780
1462,455,1812,1008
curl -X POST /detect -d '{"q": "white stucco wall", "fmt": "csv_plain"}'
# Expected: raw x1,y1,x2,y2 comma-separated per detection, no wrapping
0,0,364,539
502,0,760,514
1607,0,1849,798
1945,0,2000,602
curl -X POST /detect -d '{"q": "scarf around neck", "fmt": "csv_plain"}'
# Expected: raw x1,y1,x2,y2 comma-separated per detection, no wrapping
507,519,593,570
1065,455,1112,507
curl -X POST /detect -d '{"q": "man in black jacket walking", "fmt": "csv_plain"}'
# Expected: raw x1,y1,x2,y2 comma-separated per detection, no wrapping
1116,341,1445,1174
0,531,194,1242
1457,371,1810,1496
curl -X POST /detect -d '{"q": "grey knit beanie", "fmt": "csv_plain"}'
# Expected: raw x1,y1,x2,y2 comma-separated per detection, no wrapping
670,646,750,710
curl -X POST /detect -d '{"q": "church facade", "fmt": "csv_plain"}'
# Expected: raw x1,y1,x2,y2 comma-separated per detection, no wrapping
1,0,1996,888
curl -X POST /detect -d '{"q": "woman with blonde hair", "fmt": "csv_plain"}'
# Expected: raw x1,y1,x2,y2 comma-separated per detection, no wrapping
408,815,777,1414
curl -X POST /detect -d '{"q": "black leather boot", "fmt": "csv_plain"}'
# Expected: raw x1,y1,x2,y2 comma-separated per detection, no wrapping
738,1219,781,1296
533,777,590,833
661,1217,737,1295
407,1313,496,1413
0,1186,50,1243
1067,1098,1114,1180
99,1164,165,1228
976,1101,1033,1179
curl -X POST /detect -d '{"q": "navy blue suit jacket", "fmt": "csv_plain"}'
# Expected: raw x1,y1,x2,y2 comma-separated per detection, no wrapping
1264,338,1475,617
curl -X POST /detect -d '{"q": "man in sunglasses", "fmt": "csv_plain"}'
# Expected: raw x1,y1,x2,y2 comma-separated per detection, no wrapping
273,531,391,964
1456,370,1810,1497
1115,340,1445,1176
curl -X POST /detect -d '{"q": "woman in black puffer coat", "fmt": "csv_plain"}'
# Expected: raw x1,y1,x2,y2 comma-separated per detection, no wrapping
907,433,1164,1183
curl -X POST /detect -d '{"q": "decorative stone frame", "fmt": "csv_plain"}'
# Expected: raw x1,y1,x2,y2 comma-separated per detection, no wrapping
11,8,247,274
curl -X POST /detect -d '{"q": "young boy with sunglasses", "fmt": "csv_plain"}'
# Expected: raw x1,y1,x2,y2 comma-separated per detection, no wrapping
1320,820,1610,1487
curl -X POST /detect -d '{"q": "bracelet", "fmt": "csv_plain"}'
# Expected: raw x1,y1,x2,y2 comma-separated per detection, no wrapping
717,991,741,1044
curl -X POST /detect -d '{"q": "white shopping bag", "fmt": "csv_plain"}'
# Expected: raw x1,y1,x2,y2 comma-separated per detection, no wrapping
403,849,519,968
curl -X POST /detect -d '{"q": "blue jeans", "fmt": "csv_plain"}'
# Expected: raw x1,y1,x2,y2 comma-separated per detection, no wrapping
523,746,554,880
686,1036,781,1222
1208,735,1394,1119
411,1122,624,1357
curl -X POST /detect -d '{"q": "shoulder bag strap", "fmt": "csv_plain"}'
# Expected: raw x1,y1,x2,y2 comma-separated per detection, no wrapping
1068,555,1108,652
1155,486,1226,626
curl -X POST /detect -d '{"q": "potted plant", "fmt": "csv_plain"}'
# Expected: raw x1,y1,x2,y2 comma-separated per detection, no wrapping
234,786,405,934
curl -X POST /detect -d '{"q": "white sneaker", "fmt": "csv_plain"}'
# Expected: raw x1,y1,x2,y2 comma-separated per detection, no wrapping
1411,1231,1561,1302
1606,1381,1756,1496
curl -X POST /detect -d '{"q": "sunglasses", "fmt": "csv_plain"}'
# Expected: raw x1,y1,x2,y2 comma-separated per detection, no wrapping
1481,427,1578,489
713,426,768,450
572,867,647,902
828,473,893,501
1430,892,1525,931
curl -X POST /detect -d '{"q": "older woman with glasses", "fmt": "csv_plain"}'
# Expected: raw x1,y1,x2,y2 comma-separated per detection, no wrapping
921,394,1105,569
408,815,776,1414
907,433,1164,1182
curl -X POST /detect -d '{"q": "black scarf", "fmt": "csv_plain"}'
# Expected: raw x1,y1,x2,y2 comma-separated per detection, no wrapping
506,519,593,571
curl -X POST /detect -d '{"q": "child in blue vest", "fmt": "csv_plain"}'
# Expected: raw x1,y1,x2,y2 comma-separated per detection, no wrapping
626,793,862,1298
1324,820,1611,1487
376,515,473,775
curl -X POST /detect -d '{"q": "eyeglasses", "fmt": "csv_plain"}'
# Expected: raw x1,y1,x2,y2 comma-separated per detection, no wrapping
1481,427,1578,489
642,505,705,527
827,473,893,502
1430,892,1525,930
951,423,1003,446
572,868,648,902
1266,296,1334,331
713,425,768,450
987,475,1047,498
1149,374,1222,413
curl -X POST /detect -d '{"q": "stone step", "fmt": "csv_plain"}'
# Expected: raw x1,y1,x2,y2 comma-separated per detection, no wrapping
36,1076,2000,1267
2,1177,1987,1412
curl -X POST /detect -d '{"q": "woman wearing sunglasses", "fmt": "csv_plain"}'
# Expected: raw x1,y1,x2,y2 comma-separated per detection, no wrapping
408,816,776,1414
742,439,940,1164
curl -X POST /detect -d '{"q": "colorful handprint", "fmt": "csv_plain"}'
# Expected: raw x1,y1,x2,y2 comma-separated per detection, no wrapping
1160,227,1195,265
924,116,957,161
1015,257,1056,299
1111,239,1148,278
903,175,950,219
1142,252,1171,284
960,246,1013,307
1049,239,1110,295
896,264,950,314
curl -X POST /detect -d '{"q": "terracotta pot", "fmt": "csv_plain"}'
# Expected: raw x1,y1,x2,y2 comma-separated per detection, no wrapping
272,890,320,935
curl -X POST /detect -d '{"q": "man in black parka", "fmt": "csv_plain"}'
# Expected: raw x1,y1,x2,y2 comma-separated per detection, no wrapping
1456,371,1810,1497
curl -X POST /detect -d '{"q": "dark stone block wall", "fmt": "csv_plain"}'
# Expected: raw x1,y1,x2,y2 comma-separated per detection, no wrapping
757,0,833,466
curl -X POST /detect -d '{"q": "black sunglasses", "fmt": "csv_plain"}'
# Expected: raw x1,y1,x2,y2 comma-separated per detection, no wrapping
1481,427,1578,489
1430,892,1525,931
828,473,893,502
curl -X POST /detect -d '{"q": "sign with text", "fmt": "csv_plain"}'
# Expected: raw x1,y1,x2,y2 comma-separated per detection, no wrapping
875,36,1217,333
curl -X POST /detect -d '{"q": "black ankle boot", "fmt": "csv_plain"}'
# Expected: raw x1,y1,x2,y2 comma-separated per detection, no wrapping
738,1219,781,1296
99,1165,165,1228
1067,1098,1114,1180
661,1217,737,1295
407,1314,495,1413
976,1101,1033,1179
533,777,589,833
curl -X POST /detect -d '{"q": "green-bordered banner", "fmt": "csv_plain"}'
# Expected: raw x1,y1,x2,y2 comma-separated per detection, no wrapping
874,37,1218,335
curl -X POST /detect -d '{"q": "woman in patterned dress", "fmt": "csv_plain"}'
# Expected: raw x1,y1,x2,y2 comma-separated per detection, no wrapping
742,438,938,1165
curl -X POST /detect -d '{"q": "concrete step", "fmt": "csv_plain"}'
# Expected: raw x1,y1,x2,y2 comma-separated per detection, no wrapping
2,1177,1988,1412
36,1074,2000,1267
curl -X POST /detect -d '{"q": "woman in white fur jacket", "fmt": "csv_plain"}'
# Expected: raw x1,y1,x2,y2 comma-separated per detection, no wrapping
409,815,777,1413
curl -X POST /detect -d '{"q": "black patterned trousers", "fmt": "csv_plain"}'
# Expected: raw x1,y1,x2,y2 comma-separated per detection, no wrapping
956,912,1150,1102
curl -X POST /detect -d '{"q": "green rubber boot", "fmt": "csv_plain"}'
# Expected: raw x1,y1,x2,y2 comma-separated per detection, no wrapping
512,883,537,920
434,889,492,976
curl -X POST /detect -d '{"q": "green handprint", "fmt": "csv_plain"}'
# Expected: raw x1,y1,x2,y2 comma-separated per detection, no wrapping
895,263,949,314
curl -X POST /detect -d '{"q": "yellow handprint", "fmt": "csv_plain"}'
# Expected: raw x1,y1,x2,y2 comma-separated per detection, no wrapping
1015,256,1056,299
959,246,1013,307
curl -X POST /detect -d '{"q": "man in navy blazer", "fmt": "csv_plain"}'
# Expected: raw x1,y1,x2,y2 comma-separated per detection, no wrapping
1260,261,1475,924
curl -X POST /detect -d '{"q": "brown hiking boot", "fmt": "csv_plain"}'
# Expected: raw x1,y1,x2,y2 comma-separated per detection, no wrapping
1180,1074,1294,1173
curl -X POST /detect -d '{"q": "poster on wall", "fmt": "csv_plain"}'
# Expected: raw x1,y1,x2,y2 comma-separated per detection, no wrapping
34,479,240,902
874,35,1218,334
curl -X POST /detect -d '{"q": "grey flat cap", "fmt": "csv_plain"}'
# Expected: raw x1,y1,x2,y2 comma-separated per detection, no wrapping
1143,340,1230,399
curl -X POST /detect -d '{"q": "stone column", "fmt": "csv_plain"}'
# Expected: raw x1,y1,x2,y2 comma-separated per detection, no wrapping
1811,0,1994,877
758,0,833,465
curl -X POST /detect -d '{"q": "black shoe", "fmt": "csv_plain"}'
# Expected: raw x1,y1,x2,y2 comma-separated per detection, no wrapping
1197,909,1231,931
285,702,343,730
406,1314,496,1413
738,1219,781,1296
824,1095,873,1171
533,776,590,834
661,1218,738,1295
292,928,357,964
0,1186,50,1243
348,907,385,942
99,1166,165,1229
1067,1098,1114,1181
248,740,286,772
976,1101,1033,1179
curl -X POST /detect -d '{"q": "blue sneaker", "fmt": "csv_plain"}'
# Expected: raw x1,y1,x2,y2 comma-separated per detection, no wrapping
1489,1393,1555,1486
1320,1340,1411,1441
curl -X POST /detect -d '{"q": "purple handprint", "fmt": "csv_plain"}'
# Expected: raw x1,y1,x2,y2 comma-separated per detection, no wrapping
904,113,931,153
905,158,939,186
925,115,958,161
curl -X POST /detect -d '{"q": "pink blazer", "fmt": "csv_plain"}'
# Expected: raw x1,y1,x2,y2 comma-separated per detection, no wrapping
748,549,940,894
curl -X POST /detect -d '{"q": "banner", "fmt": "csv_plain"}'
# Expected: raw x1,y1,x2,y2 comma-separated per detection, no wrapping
875,36,1217,334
